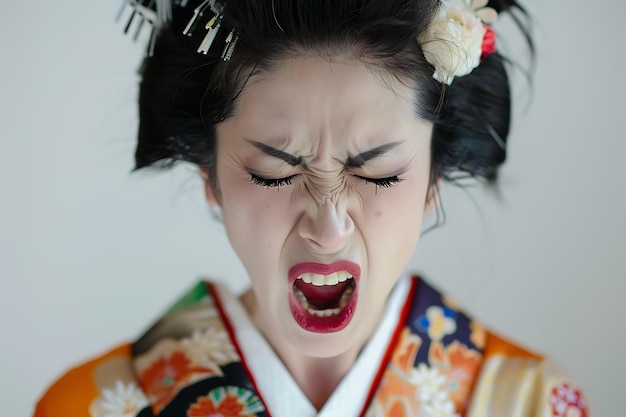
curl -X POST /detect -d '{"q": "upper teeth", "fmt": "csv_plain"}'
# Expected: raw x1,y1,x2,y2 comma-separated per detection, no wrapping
297,271,352,286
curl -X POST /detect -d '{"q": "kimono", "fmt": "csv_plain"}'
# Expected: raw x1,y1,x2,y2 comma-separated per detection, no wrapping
33,276,588,417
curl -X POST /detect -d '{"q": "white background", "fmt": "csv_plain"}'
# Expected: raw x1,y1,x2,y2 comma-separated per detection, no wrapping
1,0,624,415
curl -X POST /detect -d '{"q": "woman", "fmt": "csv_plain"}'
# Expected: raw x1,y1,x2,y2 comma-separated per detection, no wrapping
34,0,588,416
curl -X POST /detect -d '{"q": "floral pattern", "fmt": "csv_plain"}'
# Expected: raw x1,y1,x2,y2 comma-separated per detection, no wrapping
181,326,240,367
411,364,447,402
37,279,589,417
368,343,464,417
139,340,222,414
366,328,423,416
550,384,588,417
187,386,265,417
141,352,215,413
428,341,481,414
417,306,457,342
89,380,149,417
133,284,247,415
368,278,486,417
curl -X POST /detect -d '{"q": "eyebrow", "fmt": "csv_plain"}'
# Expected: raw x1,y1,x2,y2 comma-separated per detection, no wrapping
248,140,401,168
249,141,305,166
345,142,401,168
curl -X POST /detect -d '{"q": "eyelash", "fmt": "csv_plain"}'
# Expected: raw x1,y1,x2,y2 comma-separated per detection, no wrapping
355,175,402,188
250,173,401,189
250,173,296,188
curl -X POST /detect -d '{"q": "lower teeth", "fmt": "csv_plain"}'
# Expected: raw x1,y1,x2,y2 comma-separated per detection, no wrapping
294,285,354,317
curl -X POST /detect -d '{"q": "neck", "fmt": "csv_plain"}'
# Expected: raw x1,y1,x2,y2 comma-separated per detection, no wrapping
239,290,366,411
286,350,357,410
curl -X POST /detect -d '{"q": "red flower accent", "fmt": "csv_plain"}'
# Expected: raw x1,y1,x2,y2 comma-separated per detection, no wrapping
482,25,496,57
141,351,190,397
140,351,216,413
188,394,251,417
550,383,588,417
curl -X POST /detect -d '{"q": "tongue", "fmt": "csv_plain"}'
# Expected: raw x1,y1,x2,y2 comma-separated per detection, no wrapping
294,280,351,309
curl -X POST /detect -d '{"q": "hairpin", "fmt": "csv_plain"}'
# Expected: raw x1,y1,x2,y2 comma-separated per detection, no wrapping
119,0,238,60
117,0,165,56
182,0,214,36
197,11,223,54
181,0,236,58
221,28,239,61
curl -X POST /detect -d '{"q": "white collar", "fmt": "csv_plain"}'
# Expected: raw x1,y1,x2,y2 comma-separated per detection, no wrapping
212,274,412,417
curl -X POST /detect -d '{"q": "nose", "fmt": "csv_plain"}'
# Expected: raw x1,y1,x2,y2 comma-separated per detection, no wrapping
298,200,355,254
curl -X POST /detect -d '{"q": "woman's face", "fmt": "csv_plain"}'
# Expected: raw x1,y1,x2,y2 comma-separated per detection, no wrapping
212,57,434,357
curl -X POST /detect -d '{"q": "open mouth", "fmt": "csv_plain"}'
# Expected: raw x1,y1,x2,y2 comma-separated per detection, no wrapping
293,272,355,317
288,261,360,333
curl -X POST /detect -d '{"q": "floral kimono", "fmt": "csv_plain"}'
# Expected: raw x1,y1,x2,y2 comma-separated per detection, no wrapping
34,276,588,417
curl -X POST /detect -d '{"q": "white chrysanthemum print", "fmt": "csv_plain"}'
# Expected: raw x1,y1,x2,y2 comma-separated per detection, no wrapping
92,380,149,417
410,364,460,417
411,363,446,401
423,391,460,417
180,325,240,367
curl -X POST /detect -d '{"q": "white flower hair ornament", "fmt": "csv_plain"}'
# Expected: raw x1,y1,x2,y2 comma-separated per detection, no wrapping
418,0,499,85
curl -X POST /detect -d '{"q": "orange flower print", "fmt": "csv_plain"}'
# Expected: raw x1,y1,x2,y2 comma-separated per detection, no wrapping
187,386,265,417
188,395,245,417
428,341,482,415
365,328,423,417
140,350,217,413
392,328,423,372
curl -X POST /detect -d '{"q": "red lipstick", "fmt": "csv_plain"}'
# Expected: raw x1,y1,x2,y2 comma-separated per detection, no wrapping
288,260,361,333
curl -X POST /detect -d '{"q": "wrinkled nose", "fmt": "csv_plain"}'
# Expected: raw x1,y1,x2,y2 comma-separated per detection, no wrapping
298,201,355,254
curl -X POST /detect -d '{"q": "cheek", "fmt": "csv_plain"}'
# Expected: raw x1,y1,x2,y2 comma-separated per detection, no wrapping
359,176,429,228
220,178,298,261
355,170,430,272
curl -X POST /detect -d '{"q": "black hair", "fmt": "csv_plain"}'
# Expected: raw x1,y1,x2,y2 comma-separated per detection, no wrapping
134,0,533,190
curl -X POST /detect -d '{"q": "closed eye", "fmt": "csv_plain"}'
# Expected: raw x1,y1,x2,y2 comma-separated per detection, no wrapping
250,173,297,188
354,175,402,188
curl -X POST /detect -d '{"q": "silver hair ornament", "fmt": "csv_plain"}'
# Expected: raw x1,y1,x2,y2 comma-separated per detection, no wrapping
118,0,238,60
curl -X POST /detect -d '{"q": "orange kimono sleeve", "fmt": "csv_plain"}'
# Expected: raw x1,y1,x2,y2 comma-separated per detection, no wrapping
33,343,135,417
467,331,589,417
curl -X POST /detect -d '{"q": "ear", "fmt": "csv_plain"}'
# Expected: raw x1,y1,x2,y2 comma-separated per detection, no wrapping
199,167,221,207
424,180,440,212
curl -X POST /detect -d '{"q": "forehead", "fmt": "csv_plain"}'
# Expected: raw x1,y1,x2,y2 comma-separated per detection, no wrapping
226,57,424,144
